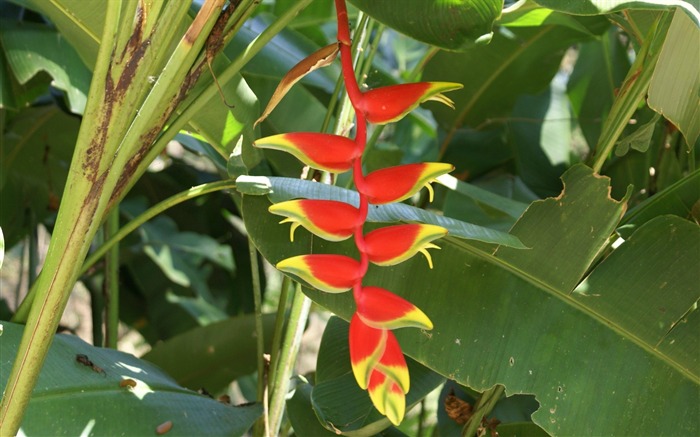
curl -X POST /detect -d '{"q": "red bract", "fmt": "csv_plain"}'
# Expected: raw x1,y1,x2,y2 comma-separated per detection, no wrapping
356,286,433,330
269,199,361,242
349,314,387,390
276,254,361,293
363,162,454,204
367,370,405,426
254,132,360,173
364,224,447,268
356,81,463,125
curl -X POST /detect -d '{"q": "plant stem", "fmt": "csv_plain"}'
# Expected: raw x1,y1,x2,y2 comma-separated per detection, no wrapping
461,384,505,437
590,11,673,174
248,237,266,435
268,275,292,388
12,180,238,323
103,207,120,348
267,284,312,436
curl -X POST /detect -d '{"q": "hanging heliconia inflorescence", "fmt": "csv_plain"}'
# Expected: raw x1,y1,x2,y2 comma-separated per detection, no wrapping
254,0,462,425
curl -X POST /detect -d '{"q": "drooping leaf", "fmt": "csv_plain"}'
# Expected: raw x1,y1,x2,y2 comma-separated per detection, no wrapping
255,42,338,126
142,314,277,393
245,164,699,436
348,0,503,50
647,9,700,146
0,321,261,436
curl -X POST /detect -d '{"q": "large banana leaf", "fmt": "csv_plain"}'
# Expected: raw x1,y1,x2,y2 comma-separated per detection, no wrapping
243,164,699,436
0,321,261,436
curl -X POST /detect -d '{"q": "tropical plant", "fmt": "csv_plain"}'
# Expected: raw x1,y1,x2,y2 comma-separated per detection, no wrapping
0,0,698,436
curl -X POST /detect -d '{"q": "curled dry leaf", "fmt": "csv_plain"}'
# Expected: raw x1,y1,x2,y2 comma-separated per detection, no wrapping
254,42,339,126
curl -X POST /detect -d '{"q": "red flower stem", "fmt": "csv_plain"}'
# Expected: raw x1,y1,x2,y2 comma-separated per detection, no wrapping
336,0,370,299
335,0,364,107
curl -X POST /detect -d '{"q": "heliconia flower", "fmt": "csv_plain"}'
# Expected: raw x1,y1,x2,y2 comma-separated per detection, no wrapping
349,314,387,390
362,162,454,205
356,82,463,125
253,133,360,173
276,254,361,293
356,286,433,330
368,370,406,426
375,330,410,394
269,199,362,242
364,224,447,268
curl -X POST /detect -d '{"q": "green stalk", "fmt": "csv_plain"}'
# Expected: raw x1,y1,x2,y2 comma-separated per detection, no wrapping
268,275,292,386
248,238,266,437
268,284,312,436
461,384,505,437
0,1,123,432
13,181,237,323
591,11,673,174
103,208,120,349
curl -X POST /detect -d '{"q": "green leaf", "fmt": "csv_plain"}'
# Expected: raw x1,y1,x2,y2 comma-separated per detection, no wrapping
647,9,700,146
348,0,502,50
142,313,277,394
0,321,261,436
245,164,699,436
0,21,90,113
424,16,606,132
0,106,79,248
311,317,444,435
532,0,700,27
286,378,338,436
236,175,526,248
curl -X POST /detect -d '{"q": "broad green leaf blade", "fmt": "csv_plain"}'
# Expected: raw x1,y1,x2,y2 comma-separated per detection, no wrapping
244,164,699,436
648,9,700,146
311,317,444,435
236,176,526,248
436,174,529,219
348,0,502,50
533,0,700,27
572,216,699,379
0,322,261,436
0,22,90,113
142,314,277,393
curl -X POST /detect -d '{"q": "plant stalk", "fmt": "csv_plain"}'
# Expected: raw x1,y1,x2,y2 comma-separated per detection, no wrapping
248,237,266,436
267,285,312,436
103,208,120,348
461,384,505,437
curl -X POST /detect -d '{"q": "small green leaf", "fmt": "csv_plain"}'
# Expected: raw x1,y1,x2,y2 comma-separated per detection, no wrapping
615,113,661,156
